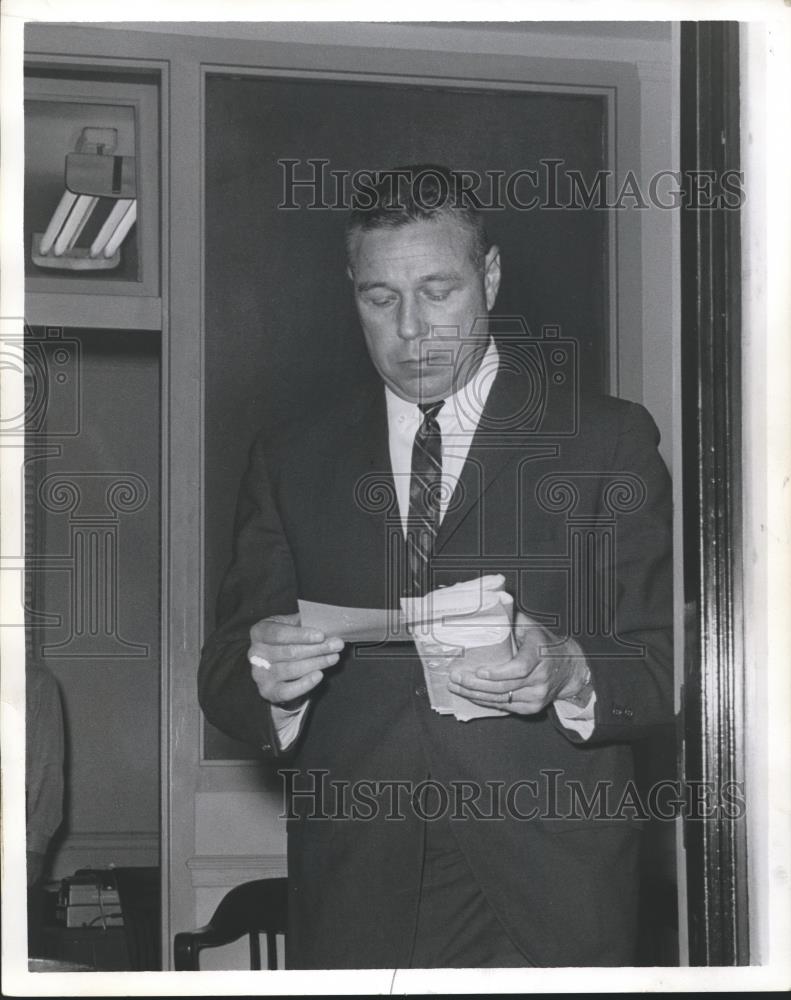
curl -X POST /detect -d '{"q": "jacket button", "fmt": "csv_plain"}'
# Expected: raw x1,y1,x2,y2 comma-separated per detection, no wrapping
415,685,427,697
623,708,634,719
261,743,272,751
611,704,623,718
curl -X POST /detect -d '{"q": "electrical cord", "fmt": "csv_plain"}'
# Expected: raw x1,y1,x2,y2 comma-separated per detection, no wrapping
86,912,122,928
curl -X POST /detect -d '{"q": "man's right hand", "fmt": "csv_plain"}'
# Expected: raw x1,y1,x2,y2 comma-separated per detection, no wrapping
248,613,344,707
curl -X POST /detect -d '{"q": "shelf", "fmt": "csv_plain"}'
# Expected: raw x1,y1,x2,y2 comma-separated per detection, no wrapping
25,292,162,331
24,73,160,319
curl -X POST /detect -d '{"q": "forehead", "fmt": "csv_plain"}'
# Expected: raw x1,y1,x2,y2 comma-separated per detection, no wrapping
349,217,477,278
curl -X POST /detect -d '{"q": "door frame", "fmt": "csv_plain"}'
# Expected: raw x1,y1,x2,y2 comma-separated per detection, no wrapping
679,20,748,965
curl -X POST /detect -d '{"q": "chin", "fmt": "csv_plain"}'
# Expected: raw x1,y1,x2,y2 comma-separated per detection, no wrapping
419,388,451,403
392,380,450,403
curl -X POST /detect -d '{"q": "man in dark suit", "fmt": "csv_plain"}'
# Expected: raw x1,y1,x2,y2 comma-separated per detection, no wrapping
199,165,674,969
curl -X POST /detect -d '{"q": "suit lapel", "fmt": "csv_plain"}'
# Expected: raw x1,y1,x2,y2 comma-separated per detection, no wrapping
435,369,555,555
324,385,408,608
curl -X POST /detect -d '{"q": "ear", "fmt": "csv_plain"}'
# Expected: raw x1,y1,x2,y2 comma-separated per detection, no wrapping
483,245,501,311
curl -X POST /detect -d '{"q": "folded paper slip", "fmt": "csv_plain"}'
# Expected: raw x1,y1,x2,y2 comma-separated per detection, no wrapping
297,574,511,644
297,600,408,643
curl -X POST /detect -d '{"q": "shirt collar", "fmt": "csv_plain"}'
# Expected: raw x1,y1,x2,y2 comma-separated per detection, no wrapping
385,338,500,432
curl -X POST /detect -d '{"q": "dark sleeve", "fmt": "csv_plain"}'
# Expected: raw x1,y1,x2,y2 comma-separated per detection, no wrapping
198,432,300,754
553,401,675,744
26,669,65,853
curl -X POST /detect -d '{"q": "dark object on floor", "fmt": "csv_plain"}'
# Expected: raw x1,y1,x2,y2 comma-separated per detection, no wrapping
36,924,128,970
113,866,161,970
173,877,288,970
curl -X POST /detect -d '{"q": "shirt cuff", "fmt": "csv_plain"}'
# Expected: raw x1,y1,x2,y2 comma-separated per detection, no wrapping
270,701,309,750
554,690,596,741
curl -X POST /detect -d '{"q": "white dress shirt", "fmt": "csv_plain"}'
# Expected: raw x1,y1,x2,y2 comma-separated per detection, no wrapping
385,337,500,532
271,338,594,748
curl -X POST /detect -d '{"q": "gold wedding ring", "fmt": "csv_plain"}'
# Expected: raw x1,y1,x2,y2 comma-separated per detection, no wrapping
507,689,513,704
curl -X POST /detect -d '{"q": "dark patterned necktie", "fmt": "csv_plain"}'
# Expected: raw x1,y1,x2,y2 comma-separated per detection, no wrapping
405,400,445,596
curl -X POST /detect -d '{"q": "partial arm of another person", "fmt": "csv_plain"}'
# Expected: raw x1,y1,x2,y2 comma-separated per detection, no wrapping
26,667,65,886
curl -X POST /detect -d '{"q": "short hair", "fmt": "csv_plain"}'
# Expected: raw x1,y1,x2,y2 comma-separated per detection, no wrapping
345,164,489,270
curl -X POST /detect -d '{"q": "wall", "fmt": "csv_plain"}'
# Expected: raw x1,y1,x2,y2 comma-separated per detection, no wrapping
30,330,160,880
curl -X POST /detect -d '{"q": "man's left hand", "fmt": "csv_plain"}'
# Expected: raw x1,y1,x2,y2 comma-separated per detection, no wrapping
446,611,592,715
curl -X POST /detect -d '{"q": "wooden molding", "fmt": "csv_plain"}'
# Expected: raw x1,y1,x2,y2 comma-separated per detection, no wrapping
25,292,162,330
680,20,748,966
186,854,287,889
51,829,159,878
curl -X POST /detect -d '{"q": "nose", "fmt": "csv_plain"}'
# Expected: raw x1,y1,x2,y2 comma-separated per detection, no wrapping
397,295,426,342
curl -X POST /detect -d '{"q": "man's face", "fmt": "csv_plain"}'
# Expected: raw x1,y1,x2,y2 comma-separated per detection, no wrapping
348,217,501,403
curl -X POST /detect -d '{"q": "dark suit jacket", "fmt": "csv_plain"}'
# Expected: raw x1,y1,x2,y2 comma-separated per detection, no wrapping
199,365,674,968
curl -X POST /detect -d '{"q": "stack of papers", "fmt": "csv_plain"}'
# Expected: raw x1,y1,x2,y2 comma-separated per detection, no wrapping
401,575,514,720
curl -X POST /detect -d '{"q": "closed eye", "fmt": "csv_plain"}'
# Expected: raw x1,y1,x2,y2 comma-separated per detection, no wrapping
361,292,397,307
421,282,459,302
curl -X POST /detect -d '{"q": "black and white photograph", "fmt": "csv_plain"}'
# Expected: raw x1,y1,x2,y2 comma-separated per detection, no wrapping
1,4,789,995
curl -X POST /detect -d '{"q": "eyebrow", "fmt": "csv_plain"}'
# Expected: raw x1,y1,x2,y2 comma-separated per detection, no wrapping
419,271,463,283
356,271,463,293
